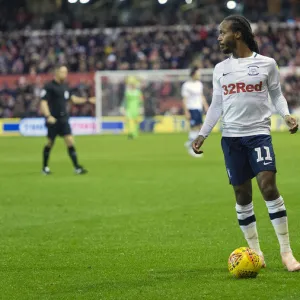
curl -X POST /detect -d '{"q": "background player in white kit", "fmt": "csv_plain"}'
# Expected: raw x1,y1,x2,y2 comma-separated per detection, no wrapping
192,15,300,271
181,67,209,157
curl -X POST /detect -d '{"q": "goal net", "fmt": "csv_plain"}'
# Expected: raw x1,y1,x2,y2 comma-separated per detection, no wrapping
94,69,213,134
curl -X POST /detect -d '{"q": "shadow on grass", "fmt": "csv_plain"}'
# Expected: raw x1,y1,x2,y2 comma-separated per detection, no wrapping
151,267,228,276
35,266,300,298
38,267,229,296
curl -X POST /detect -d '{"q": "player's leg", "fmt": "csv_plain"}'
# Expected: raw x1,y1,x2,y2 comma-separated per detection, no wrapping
42,124,57,174
126,115,135,139
186,110,203,157
63,134,87,174
126,110,139,139
185,110,201,146
221,137,264,258
61,122,87,174
256,171,300,271
233,180,264,259
247,135,300,271
132,117,140,138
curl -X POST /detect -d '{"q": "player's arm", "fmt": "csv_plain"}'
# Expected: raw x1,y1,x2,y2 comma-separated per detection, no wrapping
182,97,191,120
192,67,223,154
181,83,191,120
268,59,298,134
40,100,51,117
40,86,56,124
192,94,223,153
181,83,190,119
120,99,126,116
199,82,209,113
139,90,144,115
140,91,144,104
202,95,209,113
70,95,96,104
87,97,96,104
120,92,126,115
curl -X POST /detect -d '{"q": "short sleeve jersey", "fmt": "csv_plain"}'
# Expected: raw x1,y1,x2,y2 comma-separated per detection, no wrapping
181,80,204,110
40,80,71,119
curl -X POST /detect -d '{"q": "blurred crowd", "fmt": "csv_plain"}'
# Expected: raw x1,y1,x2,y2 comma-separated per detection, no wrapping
256,22,300,66
0,76,94,118
281,72,300,113
0,23,300,76
0,0,299,31
0,27,214,74
0,22,300,118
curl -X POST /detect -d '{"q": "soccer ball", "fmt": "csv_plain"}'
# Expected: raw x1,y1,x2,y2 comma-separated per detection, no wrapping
228,247,262,278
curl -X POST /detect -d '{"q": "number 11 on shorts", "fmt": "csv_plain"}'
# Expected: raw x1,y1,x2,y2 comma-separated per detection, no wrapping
255,146,272,162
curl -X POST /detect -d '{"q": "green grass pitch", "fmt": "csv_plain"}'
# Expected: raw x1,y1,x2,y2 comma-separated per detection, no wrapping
0,133,300,299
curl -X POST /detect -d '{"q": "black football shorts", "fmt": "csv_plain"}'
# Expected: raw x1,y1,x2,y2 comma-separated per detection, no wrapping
46,120,72,139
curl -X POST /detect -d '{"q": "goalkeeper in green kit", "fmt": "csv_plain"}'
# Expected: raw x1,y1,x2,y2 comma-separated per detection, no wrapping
121,76,144,139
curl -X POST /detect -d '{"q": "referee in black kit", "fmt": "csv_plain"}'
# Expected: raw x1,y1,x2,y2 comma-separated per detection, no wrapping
40,65,94,175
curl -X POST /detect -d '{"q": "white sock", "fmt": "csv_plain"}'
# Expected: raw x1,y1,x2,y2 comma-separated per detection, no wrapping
188,130,199,144
265,196,291,253
236,203,262,255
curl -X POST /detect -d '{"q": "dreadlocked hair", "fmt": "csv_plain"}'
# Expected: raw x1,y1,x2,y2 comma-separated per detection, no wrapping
224,15,259,54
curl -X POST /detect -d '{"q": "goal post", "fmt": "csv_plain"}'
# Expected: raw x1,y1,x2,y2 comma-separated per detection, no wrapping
94,72,103,134
94,69,214,134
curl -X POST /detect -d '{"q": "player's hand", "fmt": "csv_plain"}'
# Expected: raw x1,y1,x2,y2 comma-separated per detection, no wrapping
88,97,96,104
185,111,191,120
47,116,57,124
284,115,298,134
204,105,209,114
120,107,126,116
192,135,205,154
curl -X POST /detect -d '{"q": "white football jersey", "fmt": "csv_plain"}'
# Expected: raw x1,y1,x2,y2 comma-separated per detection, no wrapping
181,80,204,110
213,52,285,137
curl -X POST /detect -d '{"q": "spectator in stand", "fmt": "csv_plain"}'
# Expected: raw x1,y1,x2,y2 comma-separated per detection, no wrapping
0,24,300,76
0,76,94,118
0,23,299,117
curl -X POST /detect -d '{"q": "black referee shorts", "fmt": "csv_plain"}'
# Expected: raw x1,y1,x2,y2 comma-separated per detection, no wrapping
46,120,72,140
